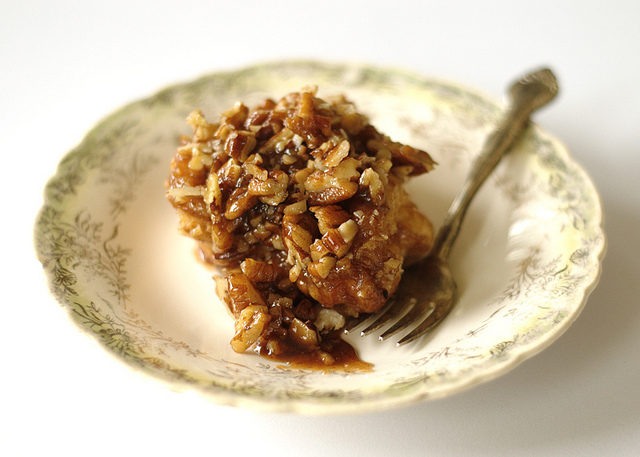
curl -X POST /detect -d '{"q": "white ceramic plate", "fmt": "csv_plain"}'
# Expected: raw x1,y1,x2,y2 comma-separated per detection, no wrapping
34,61,604,414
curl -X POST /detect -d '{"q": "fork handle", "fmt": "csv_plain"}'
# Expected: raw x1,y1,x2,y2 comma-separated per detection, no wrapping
431,68,559,260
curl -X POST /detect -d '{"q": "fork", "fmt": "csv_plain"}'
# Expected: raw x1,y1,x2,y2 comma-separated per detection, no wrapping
346,68,559,346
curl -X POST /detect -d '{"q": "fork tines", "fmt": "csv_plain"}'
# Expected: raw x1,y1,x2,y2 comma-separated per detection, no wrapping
345,297,436,346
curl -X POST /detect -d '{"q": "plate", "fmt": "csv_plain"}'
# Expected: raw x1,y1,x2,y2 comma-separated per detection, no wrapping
34,61,605,414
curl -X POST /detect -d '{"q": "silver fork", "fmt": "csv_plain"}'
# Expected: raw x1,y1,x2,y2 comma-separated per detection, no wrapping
345,68,559,346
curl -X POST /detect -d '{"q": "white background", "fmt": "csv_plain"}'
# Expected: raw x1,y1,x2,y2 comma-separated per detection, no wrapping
2,1,639,455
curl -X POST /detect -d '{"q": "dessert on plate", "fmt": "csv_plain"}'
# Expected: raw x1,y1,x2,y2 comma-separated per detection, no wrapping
166,86,435,369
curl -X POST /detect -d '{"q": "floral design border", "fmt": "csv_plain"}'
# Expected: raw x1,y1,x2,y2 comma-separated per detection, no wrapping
33,61,605,412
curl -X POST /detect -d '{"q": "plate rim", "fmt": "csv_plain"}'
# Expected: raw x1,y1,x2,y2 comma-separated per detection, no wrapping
33,60,606,414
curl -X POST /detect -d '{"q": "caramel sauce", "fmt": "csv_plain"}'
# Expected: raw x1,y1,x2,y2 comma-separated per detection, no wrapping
257,330,373,372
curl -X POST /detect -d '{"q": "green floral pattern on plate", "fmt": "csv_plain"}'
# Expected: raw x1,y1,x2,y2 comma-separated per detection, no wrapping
34,61,605,413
